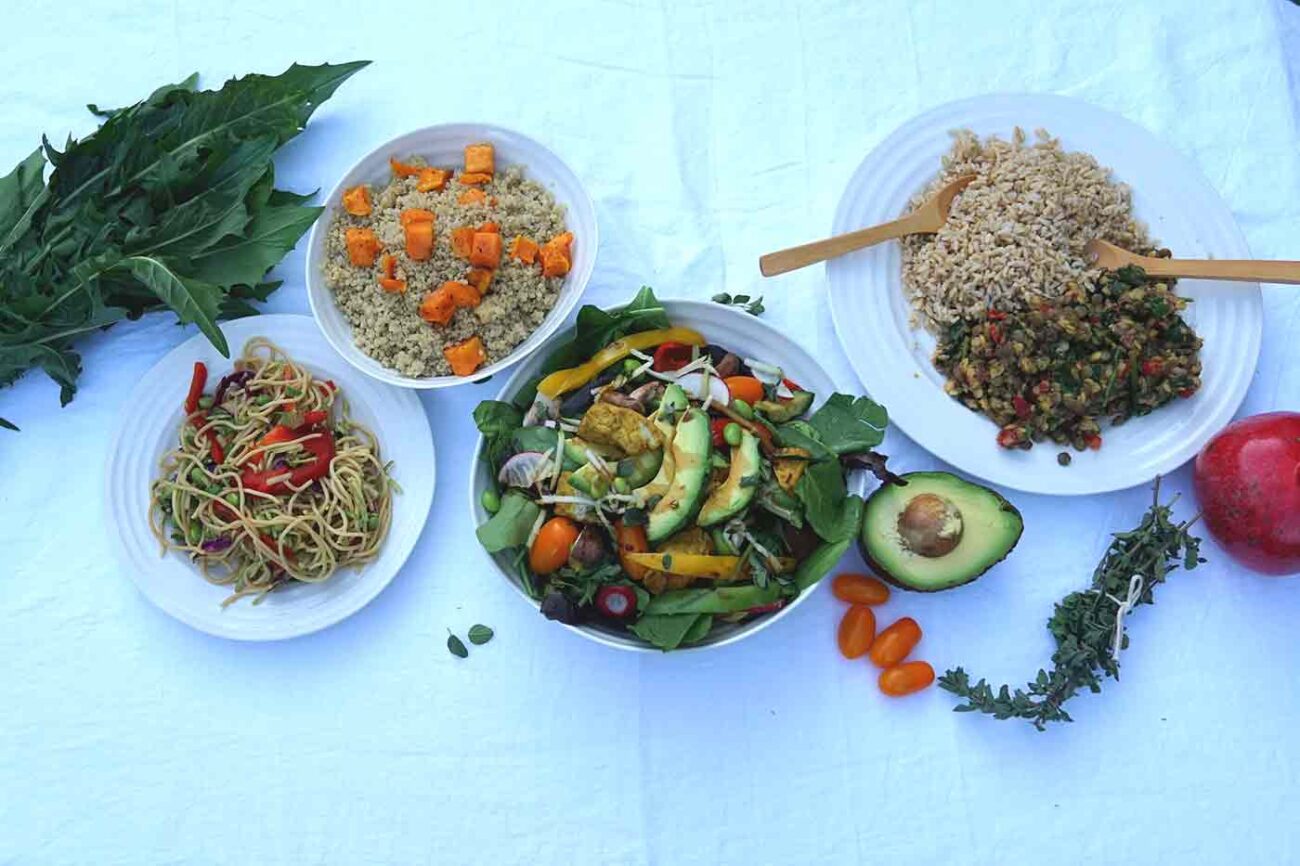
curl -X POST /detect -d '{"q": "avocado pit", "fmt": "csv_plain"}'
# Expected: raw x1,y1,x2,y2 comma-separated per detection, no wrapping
897,492,964,557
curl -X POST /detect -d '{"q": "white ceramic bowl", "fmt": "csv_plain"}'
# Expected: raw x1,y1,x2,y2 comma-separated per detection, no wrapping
468,299,865,653
305,123,598,389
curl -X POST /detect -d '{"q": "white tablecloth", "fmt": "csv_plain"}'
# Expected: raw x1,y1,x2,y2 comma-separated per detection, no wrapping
4,1,1300,863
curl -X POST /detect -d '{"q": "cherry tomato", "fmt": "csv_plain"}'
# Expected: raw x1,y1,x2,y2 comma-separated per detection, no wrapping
652,342,694,372
878,661,935,697
529,516,580,575
837,605,876,659
722,376,765,405
868,616,922,668
831,573,890,606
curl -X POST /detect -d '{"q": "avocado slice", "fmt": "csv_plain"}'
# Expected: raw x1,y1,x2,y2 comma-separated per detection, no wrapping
754,390,815,423
646,408,713,543
860,471,1023,592
638,384,691,502
697,430,761,526
617,449,664,488
562,436,620,469
568,462,611,499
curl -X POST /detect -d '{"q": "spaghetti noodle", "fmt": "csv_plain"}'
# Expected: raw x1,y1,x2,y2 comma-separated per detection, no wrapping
148,338,395,606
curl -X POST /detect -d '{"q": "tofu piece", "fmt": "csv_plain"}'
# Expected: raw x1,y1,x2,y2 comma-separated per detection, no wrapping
576,402,661,456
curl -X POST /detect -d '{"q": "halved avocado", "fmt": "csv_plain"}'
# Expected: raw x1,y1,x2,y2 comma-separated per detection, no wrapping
754,390,815,423
698,430,761,526
646,408,712,543
860,471,1022,592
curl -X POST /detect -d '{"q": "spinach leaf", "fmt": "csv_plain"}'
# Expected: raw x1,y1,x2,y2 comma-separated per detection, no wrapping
806,394,888,455
644,584,782,615
795,460,847,541
473,399,524,471
629,613,708,651
772,420,833,461
681,614,714,644
794,533,856,591
475,491,540,553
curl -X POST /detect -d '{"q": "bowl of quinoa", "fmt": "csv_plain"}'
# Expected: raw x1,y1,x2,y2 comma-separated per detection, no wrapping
306,124,597,388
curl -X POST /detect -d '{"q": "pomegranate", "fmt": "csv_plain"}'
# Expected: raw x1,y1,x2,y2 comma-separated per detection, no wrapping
1193,412,1300,575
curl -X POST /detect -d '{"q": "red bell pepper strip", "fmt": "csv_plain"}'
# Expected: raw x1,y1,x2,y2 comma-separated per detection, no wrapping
241,426,336,495
206,430,225,464
184,361,207,414
257,424,297,450
302,410,329,426
652,342,695,372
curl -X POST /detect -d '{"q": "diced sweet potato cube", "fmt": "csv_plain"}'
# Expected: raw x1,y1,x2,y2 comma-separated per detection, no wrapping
549,231,574,257
464,143,494,176
400,208,435,228
539,244,570,277
416,168,450,192
342,185,371,216
469,232,503,269
466,267,494,294
457,188,487,205
405,220,434,261
457,172,492,186
345,228,382,267
443,280,482,308
380,254,398,280
478,221,500,234
451,227,475,260
418,287,457,325
378,277,407,293
390,157,422,177
444,335,487,377
509,235,540,264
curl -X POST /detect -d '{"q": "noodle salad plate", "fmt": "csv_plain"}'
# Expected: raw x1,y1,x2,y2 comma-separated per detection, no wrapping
826,94,1262,496
105,314,435,640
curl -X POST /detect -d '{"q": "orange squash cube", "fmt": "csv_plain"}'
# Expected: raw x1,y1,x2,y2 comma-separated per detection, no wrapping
378,277,407,293
539,244,570,278
443,280,482,308
345,228,382,267
451,227,476,260
509,236,540,264
404,220,434,261
464,143,494,176
466,267,494,294
390,157,422,177
400,208,435,228
342,185,371,216
457,172,492,186
444,335,487,377
418,287,458,325
469,232,503,269
416,168,450,192
457,188,487,205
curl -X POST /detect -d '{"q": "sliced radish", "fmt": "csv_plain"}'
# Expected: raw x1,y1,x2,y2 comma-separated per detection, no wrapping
595,585,638,618
498,451,553,489
675,372,730,405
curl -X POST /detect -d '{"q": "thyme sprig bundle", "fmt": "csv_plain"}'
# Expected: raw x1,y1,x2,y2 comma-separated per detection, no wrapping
939,479,1204,730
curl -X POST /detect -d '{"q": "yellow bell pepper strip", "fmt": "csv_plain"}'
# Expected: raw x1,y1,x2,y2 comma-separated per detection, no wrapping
623,552,797,579
536,327,706,399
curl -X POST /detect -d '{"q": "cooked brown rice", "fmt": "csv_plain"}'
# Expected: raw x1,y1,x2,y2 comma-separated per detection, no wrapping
900,128,1154,332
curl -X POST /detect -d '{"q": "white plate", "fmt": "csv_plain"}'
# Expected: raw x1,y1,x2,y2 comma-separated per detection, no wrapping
104,315,435,640
827,94,1262,496
305,122,598,389
469,299,864,653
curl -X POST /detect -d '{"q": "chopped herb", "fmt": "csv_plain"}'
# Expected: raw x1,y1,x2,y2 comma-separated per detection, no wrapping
446,634,469,659
711,292,765,316
468,624,494,645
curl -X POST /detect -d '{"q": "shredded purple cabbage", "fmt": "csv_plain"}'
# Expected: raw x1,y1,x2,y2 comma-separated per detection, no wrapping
200,536,232,553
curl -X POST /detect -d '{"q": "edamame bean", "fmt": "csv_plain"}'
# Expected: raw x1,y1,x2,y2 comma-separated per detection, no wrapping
723,422,743,446
197,396,214,410
186,523,202,546
481,489,501,514
622,358,641,377
188,467,206,486
613,477,630,494
366,513,380,531
731,399,754,420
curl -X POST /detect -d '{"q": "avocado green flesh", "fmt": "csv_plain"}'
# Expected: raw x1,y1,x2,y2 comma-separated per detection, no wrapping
639,384,689,502
698,430,760,526
755,390,814,423
860,471,1023,592
568,462,610,498
647,408,712,543
619,449,664,488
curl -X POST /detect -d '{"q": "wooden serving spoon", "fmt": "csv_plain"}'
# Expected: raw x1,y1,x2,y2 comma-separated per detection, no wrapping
758,175,975,277
1086,239,1300,285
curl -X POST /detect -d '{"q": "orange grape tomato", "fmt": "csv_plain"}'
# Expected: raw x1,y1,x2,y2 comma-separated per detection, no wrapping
722,376,765,406
836,605,876,659
878,661,935,697
831,573,890,606
529,517,580,575
868,616,922,668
